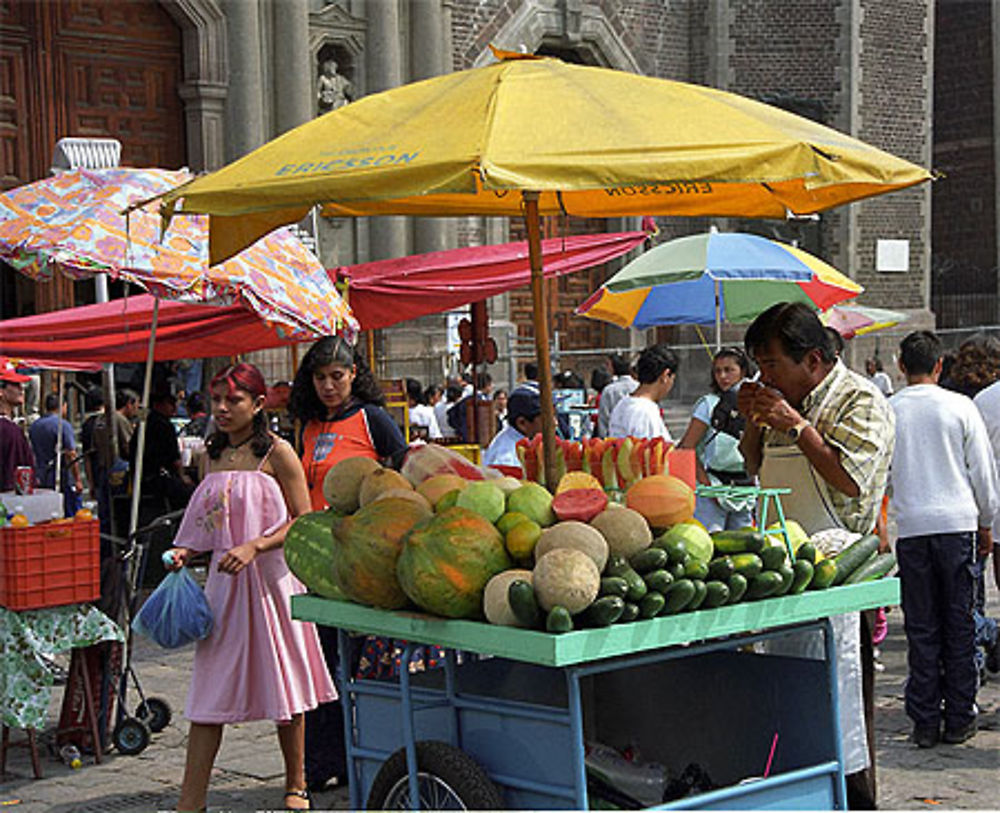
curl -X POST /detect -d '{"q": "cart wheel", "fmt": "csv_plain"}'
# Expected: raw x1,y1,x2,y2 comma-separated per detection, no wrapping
366,740,503,810
135,697,172,733
112,717,151,756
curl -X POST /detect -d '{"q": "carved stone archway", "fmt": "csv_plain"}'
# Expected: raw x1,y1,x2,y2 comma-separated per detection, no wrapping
160,0,228,171
309,2,367,110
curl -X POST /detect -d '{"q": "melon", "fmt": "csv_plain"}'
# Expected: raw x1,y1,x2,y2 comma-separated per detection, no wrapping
322,456,381,513
483,568,534,627
283,510,343,599
533,548,600,614
590,507,653,559
534,521,609,572
625,474,695,529
396,507,511,618
331,497,431,608
371,488,432,511
455,481,506,524
358,468,413,506
417,474,468,507
506,482,555,527
658,521,714,565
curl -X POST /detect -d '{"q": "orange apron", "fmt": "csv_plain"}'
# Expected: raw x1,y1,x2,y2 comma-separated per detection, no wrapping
301,412,378,510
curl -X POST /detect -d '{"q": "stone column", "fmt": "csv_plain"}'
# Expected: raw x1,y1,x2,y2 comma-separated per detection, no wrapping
178,82,228,171
411,0,449,255
366,0,408,260
272,0,313,134
223,0,266,161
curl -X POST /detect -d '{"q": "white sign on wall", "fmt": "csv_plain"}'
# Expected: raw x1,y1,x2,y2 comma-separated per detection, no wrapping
876,239,910,273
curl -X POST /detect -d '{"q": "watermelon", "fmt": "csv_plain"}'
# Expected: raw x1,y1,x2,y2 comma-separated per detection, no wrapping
284,510,343,599
551,488,609,523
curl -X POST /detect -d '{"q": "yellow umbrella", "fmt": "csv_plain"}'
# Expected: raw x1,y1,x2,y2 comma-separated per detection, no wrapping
156,49,932,485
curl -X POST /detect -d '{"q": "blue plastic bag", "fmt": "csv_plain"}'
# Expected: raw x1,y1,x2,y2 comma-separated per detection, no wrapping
132,567,214,649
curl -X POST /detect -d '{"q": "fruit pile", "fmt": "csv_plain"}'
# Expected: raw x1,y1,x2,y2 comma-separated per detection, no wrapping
284,446,896,633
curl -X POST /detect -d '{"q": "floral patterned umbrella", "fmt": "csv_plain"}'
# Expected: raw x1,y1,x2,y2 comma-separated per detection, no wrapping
0,167,357,341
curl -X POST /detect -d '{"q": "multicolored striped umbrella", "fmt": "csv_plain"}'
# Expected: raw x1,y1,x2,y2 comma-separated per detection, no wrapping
576,231,861,344
822,304,908,339
0,167,357,342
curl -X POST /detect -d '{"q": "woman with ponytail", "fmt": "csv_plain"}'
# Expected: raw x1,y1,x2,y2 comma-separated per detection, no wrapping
289,336,406,510
166,363,335,811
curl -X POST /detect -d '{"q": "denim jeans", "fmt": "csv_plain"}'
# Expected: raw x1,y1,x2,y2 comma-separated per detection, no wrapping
897,532,977,729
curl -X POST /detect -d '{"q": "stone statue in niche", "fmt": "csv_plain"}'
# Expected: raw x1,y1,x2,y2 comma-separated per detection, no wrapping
317,59,353,114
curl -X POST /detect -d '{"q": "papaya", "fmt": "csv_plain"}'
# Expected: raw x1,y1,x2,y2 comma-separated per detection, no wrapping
625,475,695,529
552,488,609,523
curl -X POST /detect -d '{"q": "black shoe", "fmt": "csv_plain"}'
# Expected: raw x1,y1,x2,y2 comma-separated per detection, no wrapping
942,719,977,744
913,725,939,748
986,635,1000,674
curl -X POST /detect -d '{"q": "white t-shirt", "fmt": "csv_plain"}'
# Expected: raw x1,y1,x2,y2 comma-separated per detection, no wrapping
871,371,893,397
597,376,638,437
889,384,999,538
607,395,672,441
408,403,441,439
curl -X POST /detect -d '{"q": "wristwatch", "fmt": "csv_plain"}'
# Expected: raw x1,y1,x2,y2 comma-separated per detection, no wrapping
787,418,810,441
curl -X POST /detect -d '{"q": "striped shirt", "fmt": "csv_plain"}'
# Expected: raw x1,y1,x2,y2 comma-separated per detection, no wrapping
763,360,894,533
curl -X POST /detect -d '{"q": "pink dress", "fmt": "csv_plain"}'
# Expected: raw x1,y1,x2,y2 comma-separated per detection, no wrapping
172,459,336,724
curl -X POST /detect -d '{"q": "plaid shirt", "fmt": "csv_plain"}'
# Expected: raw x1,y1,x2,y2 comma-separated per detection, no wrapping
764,360,894,533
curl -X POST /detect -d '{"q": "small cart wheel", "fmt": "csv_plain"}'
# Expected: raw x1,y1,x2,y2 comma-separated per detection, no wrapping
366,740,503,810
135,697,172,733
112,717,151,756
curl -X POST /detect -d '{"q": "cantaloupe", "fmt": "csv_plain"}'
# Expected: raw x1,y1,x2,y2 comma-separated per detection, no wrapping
590,507,653,559
483,569,534,627
359,468,413,506
534,521,609,572
533,548,600,614
322,456,381,513
371,488,432,511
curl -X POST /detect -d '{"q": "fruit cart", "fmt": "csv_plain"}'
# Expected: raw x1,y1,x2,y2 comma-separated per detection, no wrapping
292,577,898,810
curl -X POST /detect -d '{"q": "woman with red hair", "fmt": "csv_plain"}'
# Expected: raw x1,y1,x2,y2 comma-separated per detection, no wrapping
167,362,334,811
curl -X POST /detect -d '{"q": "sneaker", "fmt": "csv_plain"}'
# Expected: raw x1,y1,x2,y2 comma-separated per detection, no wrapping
942,720,977,744
872,607,888,645
912,725,939,749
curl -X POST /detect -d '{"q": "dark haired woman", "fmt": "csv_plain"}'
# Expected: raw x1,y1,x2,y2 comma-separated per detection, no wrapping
678,347,756,531
289,336,406,510
166,363,335,811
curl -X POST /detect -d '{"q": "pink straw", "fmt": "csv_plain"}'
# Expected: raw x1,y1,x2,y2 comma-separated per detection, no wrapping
763,732,779,778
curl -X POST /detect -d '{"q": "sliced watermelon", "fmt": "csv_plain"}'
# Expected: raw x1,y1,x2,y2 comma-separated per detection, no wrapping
551,488,609,523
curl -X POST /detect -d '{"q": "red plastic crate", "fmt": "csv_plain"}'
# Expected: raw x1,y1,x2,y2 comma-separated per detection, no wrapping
0,518,100,611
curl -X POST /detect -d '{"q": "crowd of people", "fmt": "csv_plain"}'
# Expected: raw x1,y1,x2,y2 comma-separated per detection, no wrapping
2,311,1000,810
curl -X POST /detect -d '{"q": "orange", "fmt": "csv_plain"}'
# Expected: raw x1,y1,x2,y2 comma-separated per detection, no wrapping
505,519,542,560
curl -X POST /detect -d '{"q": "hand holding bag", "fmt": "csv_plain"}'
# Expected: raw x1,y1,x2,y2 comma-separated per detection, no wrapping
132,567,213,649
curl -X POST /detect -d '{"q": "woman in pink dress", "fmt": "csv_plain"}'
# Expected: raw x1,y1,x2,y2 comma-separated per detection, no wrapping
167,363,335,811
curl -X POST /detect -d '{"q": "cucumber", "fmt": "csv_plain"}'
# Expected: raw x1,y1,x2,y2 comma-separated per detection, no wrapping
663,579,696,614
668,560,687,580
747,571,784,600
731,552,763,579
843,552,897,585
789,559,814,594
630,547,669,574
546,605,573,633
707,555,735,581
643,569,674,594
639,591,666,618
773,563,795,596
702,580,731,608
683,558,709,580
796,542,818,564
600,576,629,599
508,580,541,628
584,596,626,626
688,579,708,610
620,602,640,623
810,558,837,589
760,545,788,571
712,529,766,555
604,554,631,578
831,534,881,586
622,567,648,601
656,535,689,564
727,573,748,604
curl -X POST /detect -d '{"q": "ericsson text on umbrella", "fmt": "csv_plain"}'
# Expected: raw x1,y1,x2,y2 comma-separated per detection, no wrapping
605,181,714,196
277,152,419,175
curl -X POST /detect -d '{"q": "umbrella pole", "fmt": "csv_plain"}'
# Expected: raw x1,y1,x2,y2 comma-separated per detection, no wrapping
128,297,159,538
714,279,722,351
523,192,559,489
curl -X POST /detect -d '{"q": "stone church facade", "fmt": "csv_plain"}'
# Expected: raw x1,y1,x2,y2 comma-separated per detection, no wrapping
2,0,957,386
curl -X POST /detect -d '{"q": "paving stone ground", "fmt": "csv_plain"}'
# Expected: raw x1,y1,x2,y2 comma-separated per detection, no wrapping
2,584,997,811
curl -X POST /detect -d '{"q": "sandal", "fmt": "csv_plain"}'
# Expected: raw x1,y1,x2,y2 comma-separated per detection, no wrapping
284,789,311,810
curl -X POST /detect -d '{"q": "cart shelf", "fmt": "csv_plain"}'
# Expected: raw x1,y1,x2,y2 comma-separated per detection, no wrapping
292,578,898,668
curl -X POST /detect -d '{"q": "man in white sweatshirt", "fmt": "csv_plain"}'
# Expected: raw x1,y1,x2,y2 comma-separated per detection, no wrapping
889,330,999,749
